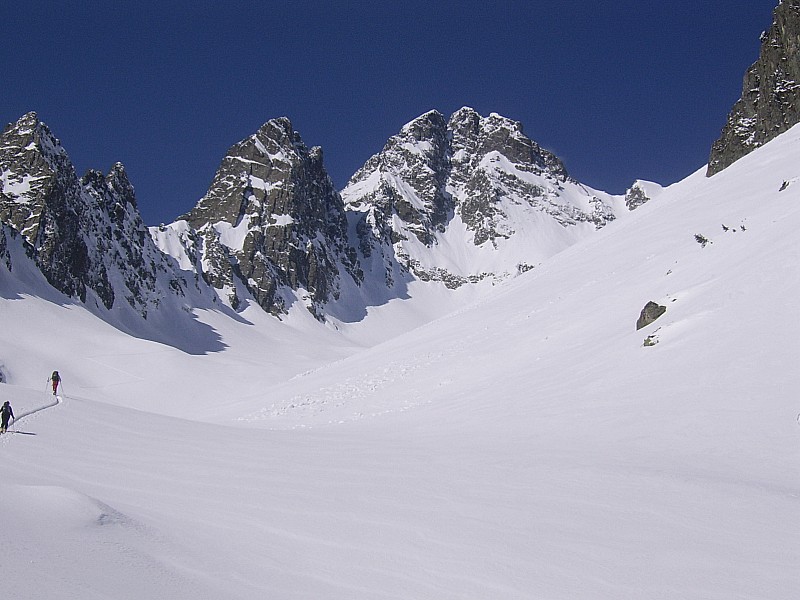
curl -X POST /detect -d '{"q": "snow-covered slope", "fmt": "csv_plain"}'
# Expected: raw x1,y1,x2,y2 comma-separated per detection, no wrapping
0,120,799,598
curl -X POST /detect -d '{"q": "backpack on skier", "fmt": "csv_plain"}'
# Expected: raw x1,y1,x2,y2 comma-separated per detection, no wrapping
50,370,61,395
0,401,13,432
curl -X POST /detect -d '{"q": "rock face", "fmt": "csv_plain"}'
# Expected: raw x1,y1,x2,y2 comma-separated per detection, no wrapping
708,0,800,176
166,118,361,317
636,301,666,330
0,223,13,272
343,107,625,289
447,108,576,244
348,110,452,250
0,112,188,317
2,109,641,327
157,108,631,319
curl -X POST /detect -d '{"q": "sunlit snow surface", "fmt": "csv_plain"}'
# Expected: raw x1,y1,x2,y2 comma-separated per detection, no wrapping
1,124,799,598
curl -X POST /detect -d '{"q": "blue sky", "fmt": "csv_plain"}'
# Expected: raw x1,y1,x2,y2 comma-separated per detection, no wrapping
2,1,779,225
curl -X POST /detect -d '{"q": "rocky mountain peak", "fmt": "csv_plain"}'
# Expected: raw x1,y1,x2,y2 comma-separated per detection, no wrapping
246,117,308,164
257,116,296,140
166,118,359,317
1,112,76,194
399,109,448,138
6,111,51,144
0,112,83,251
104,162,137,208
448,107,568,181
2,107,635,327
183,116,325,228
0,113,189,317
350,109,449,181
13,110,39,129
343,108,622,290
707,0,800,175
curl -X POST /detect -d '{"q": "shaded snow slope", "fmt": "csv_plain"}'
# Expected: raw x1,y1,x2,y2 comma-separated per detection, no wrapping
0,123,799,598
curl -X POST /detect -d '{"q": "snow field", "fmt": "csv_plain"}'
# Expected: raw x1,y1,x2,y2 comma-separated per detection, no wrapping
0,123,799,597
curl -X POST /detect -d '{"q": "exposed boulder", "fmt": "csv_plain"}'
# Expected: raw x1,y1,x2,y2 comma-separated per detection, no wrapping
624,180,663,210
636,301,667,330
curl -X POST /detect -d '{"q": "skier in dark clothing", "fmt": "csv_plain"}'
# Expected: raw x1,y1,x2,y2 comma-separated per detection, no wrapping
49,370,61,395
1,401,13,433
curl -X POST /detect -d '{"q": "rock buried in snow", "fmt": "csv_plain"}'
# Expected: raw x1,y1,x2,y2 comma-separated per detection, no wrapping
643,334,659,347
636,301,666,330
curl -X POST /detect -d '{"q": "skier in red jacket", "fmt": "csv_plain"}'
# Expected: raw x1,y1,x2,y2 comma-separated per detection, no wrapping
49,370,61,395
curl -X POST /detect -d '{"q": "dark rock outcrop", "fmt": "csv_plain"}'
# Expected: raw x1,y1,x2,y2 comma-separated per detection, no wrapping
708,0,800,176
0,112,187,316
174,117,361,317
625,181,653,210
636,301,666,330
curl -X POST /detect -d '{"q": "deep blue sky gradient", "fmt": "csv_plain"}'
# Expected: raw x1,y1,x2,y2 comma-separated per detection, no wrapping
2,1,779,225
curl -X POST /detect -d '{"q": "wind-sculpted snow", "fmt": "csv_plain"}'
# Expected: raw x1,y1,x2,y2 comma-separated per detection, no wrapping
0,481,217,599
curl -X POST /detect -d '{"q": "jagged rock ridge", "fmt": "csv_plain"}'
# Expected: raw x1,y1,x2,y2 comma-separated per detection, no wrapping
160,118,361,317
0,112,189,317
2,109,650,327
708,0,800,176
343,107,631,288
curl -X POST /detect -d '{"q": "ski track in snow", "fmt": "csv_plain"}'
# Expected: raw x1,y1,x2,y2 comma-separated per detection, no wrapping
0,392,61,440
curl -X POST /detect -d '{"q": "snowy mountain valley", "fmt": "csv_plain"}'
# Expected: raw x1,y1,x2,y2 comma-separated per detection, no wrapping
1,116,798,596
2,2,800,593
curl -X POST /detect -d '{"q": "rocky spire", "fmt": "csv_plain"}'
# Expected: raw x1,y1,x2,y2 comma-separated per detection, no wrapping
174,117,360,317
0,112,187,316
707,0,800,176
0,112,80,242
0,111,107,304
